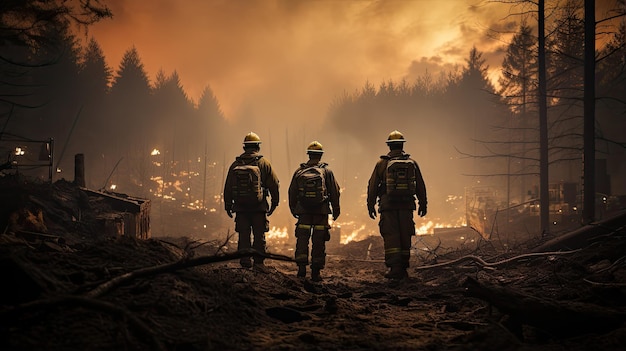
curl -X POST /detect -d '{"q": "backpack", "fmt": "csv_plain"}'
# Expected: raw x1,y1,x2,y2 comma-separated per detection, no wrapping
385,156,417,198
232,157,263,205
296,164,328,208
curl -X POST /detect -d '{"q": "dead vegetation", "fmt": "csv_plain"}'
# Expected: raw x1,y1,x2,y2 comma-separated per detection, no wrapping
1,177,626,350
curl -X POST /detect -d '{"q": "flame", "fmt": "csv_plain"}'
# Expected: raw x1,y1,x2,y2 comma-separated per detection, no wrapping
341,224,366,245
265,226,293,252
266,226,289,240
419,216,466,235
337,216,467,245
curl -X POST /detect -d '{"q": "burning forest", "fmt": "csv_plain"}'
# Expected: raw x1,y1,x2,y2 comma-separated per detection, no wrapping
3,0,626,350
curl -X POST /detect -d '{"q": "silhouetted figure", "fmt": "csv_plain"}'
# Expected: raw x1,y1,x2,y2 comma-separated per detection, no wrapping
367,130,427,280
224,132,280,271
288,141,340,282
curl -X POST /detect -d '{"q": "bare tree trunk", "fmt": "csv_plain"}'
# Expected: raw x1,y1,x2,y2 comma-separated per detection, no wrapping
538,0,550,235
583,0,596,224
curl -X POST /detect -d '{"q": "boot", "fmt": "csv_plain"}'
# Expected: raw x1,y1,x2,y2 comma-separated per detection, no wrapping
297,265,306,278
311,268,322,282
384,264,407,280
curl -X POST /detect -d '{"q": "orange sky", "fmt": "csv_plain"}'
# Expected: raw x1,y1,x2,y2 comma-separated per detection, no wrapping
85,0,619,125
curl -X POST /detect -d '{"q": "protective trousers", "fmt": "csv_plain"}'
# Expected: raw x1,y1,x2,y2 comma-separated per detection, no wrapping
379,210,414,268
294,214,329,270
235,211,269,266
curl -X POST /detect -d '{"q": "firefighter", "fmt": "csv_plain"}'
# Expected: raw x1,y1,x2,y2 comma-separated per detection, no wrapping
224,132,280,271
288,141,340,281
367,130,427,280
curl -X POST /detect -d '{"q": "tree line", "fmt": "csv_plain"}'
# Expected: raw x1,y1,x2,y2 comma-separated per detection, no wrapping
1,0,625,226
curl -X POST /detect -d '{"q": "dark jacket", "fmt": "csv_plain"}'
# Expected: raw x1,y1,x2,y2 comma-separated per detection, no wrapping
367,149,427,212
224,151,280,212
288,160,340,216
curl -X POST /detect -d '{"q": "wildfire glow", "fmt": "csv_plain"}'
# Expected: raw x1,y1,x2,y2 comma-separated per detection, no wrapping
266,226,289,240
341,224,366,245
420,216,466,235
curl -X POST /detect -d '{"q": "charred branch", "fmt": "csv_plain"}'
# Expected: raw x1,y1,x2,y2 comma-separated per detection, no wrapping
463,276,626,338
86,249,294,298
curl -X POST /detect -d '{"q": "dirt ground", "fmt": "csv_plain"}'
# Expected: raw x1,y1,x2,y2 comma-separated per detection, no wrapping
1,179,626,350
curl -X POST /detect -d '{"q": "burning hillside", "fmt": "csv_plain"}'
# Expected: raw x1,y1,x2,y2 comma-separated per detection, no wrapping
1,176,626,350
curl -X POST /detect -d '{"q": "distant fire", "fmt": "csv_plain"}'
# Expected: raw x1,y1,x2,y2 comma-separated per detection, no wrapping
418,216,466,235
266,226,293,253
336,216,467,245
339,222,366,244
266,226,289,240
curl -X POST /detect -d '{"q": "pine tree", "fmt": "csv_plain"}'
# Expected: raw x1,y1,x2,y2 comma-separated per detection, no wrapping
80,38,112,97
109,46,153,142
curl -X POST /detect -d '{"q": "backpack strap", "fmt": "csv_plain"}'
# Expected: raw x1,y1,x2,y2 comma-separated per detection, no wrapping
384,154,409,161
238,155,262,165
300,162,327,170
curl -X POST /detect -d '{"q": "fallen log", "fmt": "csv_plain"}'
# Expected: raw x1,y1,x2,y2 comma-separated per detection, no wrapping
532,210,626,252
463,276,626,338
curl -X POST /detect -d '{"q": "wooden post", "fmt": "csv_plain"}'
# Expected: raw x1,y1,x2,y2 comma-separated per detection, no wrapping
74,153,85,187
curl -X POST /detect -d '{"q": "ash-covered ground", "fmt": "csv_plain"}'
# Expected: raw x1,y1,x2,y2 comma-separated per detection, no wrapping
1,178,626,350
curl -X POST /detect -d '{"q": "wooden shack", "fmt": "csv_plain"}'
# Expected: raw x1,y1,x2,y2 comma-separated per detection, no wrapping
82,188,151,239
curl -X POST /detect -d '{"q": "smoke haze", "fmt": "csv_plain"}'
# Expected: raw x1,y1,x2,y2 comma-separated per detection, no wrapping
88,0,521,121
74,0,623,236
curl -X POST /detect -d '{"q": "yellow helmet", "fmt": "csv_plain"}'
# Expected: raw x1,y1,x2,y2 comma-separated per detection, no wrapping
306,140,324,153
243,132,262,144
386,130,406,144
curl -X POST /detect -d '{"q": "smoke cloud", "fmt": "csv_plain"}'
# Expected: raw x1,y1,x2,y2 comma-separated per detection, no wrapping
88,0,523,122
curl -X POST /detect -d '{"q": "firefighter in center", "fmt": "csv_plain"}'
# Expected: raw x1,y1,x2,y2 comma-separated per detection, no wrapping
367,130,428,280
288,141,341,281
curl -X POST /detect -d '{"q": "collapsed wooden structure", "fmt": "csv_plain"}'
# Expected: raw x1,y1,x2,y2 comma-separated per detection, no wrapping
82,188,151,240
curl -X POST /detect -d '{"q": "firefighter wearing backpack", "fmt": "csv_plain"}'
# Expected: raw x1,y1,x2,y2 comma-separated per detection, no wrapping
224,132,280,271
288,141,340,282
367,130,427,280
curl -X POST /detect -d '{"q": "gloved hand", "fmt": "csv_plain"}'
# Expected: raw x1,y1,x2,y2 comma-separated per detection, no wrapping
267,203,277,216
226,208,233,218
333,210,340,221
368,206,377,219
418,205,427,217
